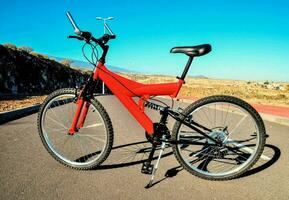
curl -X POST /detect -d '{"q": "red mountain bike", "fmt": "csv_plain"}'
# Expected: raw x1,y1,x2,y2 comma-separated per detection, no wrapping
37,12,266,187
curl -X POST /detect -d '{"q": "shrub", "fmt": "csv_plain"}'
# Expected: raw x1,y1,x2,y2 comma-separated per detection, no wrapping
31,52,49,59
3,43,17,50
276,94,286,99
60,59,73,67
18,46,34,53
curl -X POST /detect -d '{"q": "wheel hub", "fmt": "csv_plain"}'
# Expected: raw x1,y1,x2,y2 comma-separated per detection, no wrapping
207,128,229,158
207,128,227,144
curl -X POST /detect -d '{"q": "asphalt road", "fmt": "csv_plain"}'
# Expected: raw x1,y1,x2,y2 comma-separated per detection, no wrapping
0,96,288,200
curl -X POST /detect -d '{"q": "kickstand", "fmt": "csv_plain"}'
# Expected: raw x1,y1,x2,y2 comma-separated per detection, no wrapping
145,141,166,188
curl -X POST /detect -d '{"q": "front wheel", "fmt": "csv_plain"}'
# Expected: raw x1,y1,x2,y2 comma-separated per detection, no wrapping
37,88,114,170
172,95,266,180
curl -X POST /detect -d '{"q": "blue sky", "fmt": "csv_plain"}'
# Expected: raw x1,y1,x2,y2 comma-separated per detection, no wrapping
1,0,289,82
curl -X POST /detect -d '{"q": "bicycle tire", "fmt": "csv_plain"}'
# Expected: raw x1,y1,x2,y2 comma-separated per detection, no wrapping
172,95,266,180
37,88,114,170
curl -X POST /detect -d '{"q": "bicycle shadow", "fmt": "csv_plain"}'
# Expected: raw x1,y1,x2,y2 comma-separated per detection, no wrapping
96,141,173,170
149,143,281,187
94,140,280,188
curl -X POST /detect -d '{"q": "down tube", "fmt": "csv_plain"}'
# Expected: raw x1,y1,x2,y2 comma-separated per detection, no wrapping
97,73,154,134
114,94,154,134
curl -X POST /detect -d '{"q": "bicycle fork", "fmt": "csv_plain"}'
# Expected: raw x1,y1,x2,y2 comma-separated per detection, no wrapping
68,99,90,135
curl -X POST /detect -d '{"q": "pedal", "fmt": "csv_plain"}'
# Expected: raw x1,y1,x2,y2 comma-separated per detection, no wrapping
141,162,154,174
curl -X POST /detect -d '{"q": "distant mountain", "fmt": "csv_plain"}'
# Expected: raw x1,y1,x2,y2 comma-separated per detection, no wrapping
188,75,209,79
50,57,207,78
50,56,132,73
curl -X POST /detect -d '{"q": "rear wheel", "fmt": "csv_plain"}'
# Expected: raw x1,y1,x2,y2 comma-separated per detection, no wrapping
172,95,266,180
37,88,114,170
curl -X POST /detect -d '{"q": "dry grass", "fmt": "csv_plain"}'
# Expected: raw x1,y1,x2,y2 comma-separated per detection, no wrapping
120,73,289,108
0,95,47,112
1,74,288,112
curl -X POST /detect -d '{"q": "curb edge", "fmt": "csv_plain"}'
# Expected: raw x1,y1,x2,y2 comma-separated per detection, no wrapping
0,104,40,125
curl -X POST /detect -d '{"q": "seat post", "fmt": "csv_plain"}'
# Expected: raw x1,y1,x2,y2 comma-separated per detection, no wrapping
179,56,193,80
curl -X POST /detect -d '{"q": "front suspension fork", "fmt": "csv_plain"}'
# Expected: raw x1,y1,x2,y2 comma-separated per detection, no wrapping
68,99,90,135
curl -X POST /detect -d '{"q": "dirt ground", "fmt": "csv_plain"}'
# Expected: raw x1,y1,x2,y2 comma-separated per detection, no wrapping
0,95,47,112
1,74,288,112
121,73,289,108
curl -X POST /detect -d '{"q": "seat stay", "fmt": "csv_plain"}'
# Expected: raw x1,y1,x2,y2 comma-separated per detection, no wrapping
93,62,184,134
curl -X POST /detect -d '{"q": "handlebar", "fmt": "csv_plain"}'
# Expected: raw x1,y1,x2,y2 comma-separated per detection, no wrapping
68,35,83,40
66,11,116,63
66,11,116,44
66,11,81,35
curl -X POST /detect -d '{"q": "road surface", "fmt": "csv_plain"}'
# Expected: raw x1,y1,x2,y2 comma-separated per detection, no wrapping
0,96,288,199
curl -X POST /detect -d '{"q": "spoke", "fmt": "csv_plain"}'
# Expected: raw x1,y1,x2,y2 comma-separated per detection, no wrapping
207,105,214,128
221,103,223,126
45,122,67,132
200,107,213,128
49,101,68,128
210,160,235,173
225,114,248,139
200,154,212,171
80,136,93,160
189,146,211,157
226,139,270,161
82,123,103,128
69,100,75,127
64,100,71,127
193,110,207,127
63,135,72,147
46,127,67,132
46,116,68,129
227,150,250,161
188,147,215,164
212,159,237,165
222,104,230,127
214,103,216,127
76,137,88,162
77,134,106,143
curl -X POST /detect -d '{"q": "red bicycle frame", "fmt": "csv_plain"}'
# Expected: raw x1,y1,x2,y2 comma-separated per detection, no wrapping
68,61,184,135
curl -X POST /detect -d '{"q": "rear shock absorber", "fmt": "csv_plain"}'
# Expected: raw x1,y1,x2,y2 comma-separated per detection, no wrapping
144,101,163,111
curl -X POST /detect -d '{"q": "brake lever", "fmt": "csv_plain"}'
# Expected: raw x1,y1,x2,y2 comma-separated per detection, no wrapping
110,35,116,39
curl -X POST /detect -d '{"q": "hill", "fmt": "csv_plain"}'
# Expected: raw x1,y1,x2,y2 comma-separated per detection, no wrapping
1,44,288,110
51,56,133,73
0,44,92,95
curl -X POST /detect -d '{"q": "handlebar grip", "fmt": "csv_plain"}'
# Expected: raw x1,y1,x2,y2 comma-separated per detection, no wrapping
68,35,83,40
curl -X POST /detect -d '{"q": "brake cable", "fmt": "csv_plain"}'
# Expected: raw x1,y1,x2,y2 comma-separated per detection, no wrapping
81,40,173,110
